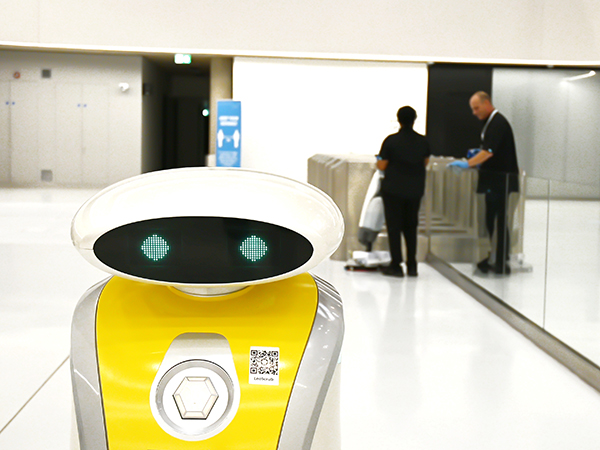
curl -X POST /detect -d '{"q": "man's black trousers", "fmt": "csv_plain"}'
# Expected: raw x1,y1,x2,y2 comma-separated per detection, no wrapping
484,189,510,265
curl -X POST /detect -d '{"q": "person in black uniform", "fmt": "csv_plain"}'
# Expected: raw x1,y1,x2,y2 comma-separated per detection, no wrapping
377,106,431,277
448,91,519,275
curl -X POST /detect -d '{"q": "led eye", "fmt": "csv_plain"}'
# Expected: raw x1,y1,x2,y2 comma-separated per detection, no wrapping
240,236,268,262
141,234,170,261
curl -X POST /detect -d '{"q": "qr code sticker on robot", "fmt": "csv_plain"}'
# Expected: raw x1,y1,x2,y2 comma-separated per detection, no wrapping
249,347,280,386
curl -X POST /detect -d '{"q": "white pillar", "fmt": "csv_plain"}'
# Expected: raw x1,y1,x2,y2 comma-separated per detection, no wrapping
209,58,233,160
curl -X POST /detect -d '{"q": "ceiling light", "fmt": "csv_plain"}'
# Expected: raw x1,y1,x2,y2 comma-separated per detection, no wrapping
564,70,596,81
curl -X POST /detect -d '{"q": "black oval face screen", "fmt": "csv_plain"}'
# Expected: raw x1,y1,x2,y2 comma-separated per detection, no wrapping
93,217,314,284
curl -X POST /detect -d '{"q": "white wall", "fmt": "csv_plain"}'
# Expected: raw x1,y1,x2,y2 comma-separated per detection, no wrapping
233,57,428,181
0,50,142,187
2,0,600,65
493,68,600,196
209,59,233,157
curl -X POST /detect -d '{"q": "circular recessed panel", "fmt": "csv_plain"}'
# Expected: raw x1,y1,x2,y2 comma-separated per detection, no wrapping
153,360,235,440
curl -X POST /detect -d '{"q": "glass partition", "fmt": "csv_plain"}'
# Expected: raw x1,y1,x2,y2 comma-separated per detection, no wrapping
544,180,600,364
426,165,600,367
515,177,550,325
465,174,550,325
426,166,549,325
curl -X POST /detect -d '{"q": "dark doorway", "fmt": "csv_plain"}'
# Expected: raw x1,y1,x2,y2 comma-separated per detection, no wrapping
161,75,210,169
426,64,493,158
142,56,214,173
163,96,209,169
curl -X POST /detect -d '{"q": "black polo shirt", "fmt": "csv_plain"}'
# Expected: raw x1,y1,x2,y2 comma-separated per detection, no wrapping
378,128,431,199
478,112,519,193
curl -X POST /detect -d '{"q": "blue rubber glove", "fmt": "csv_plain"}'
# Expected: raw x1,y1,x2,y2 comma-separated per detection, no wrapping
447,160,469,169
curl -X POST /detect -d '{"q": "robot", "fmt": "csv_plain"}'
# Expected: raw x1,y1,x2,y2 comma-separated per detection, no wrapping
70,167,345,450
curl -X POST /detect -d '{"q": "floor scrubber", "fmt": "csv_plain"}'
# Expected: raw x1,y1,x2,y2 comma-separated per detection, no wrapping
70,167,345,450
345,169,391,271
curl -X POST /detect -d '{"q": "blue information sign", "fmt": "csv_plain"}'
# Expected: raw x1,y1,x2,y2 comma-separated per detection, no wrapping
216,100,241,167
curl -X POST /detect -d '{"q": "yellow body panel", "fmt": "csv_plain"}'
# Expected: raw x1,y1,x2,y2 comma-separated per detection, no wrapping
96,273,319,450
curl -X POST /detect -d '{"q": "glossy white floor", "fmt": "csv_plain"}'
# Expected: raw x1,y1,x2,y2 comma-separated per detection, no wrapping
2,188,600,449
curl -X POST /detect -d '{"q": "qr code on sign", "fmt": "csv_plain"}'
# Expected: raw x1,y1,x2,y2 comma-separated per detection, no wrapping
249,346,280,386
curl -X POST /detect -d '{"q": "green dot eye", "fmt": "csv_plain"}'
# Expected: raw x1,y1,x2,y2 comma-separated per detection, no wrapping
141,234,170,261
240,235,268,262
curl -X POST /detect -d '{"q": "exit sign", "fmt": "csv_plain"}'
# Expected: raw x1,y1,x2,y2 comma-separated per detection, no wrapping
174,54,192,65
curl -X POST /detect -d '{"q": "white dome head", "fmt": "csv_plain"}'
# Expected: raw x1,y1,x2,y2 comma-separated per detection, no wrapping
71,167,344,295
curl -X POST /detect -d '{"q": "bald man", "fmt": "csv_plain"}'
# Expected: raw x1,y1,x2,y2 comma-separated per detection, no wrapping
449,91,519,274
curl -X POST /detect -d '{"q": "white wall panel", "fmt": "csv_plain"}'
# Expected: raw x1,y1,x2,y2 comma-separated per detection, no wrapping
0,83,10,183
55,83,82,184
38,82,56,180
233,57,428,182
0,50,142,187
0,0,589,64
0,0,39,44
108,85,142,184
493,70,568,181
539,0,600,63
82,85,109,185
10,82,39,184
493,68,600,190
563,77,600,187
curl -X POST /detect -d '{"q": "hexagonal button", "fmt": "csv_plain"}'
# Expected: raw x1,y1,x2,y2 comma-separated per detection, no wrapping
173,376,219,420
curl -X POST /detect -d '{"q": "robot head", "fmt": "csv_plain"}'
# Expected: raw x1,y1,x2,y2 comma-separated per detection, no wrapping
71,168,344,295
